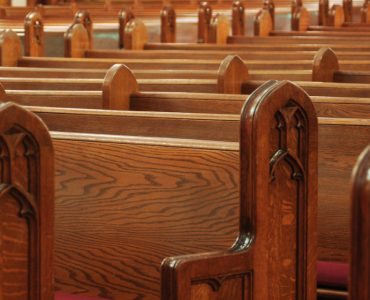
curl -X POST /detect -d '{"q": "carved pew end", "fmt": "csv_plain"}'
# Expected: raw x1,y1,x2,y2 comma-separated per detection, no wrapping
231,0,245,36
312,48,339,82
254,9,272,36
64,23,89,58
74,10,93,49
327,5,345,27
0,29,22,66
161,80,318,299
291,6,310,31
24,11,44,57
118,8,135,49
0,101,54,300
102,64,138,110
124,18,148,50
161,6,176,43
209,14,230,44
217,55,249,94
350,145,370,300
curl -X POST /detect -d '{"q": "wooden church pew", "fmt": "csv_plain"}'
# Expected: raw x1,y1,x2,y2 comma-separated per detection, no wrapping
0,80,318,299
2,83,368,269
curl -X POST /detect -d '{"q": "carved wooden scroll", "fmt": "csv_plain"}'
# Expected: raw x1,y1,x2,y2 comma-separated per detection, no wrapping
102,64,138,110
24,11,44,57
291,6,310,31
350,145,370,300
343,0,352,22
254,8,272,36
231,0,245,36
161,6,176,43
64,23,89,58
74,10,93,49
312,48,339,82
124,18,148,50
217,55,248,94
161,80,318,300
327,5,345,27
263,0,275,29
198,2,212,43
318,0,329,25
0,30,22,67
118,8,135,48
0,102,54,300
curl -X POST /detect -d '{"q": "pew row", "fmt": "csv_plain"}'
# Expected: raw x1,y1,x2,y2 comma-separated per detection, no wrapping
0,80,318,299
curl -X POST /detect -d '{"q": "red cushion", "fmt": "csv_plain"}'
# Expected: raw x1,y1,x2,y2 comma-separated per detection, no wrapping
317,261,349,290
55,291,107,300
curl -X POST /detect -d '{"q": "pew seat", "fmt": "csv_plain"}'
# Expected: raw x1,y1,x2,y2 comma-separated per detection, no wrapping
317,261,349,291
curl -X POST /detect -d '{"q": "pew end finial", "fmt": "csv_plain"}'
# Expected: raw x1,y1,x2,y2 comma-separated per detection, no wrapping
217,55,248,94
64,23,89,58
118,8,135,49
350,145,370,300
0,102,54,300
161,5,176,43
124,18,148,50
24,11,44,57
161,80,318,299
312,47,339,82
102,64,138,110
0,29,22,66
74,10,93,49
231,0,245,36
254,8,273,36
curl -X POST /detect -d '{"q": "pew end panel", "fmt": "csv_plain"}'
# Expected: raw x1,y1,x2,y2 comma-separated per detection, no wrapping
161,80,318,299
74,10,93,49
254,9,273,37
161,6,176,43
291,6,310,31
350,145,370,300
217,55,249,94
208,14,230,44
0,102,54,300
312,48,339,82
124,18,148,50
198,1,212,43
118,8,135,49
24,11,44,57
0,29,22,67
327,5,345,27
231,0,245,36
102,63,138,110
64,23,90,58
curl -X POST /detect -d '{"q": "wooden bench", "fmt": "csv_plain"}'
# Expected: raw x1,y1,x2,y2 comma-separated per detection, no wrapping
0,80,318,299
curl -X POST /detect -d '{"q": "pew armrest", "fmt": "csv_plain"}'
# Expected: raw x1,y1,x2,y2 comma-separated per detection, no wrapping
161,245,252,300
